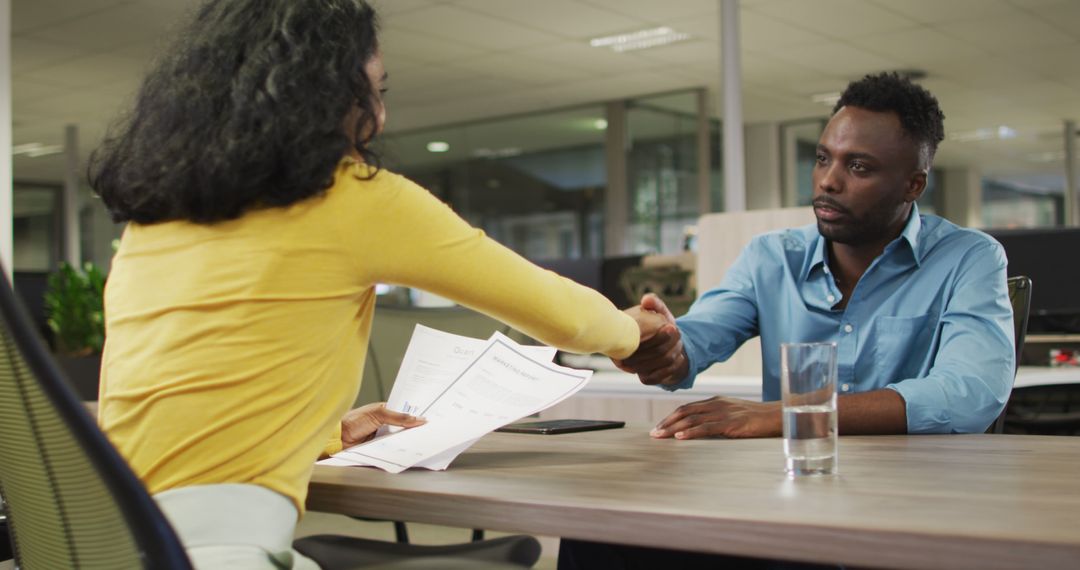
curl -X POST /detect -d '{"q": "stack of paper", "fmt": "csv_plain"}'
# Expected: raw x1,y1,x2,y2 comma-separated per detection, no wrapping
318,325,592,473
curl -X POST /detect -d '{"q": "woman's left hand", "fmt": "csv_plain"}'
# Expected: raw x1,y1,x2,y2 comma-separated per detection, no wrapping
340,403,426,447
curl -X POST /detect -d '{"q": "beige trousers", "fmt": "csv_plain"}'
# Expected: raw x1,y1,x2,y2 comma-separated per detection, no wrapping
154,483,321,570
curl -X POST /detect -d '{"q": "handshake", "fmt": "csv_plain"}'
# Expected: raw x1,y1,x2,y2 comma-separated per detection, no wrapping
615,293,690,387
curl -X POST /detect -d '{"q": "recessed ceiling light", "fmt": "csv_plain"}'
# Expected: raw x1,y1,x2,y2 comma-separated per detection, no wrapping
593,119,608,130
12,142,63,158
426,141,450,153
589,27,690,53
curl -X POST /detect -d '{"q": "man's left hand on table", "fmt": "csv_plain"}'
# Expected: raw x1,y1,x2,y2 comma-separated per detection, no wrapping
651,396,782,439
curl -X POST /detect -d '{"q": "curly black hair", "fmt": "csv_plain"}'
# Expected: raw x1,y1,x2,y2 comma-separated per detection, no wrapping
833,72,945,166
90,0,382,224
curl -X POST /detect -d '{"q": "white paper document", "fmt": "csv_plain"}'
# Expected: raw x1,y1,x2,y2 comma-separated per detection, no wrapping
319,325,589,473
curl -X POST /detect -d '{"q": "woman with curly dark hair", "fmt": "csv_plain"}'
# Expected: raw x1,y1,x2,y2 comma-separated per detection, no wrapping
91,1,653,567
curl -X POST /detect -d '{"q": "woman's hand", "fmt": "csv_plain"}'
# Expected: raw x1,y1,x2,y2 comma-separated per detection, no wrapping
340,403,426,448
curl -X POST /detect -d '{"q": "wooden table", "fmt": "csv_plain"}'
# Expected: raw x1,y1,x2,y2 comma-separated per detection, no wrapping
308,427,1080,569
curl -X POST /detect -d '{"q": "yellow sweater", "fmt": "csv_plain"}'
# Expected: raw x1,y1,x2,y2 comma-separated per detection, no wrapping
98,161,639,512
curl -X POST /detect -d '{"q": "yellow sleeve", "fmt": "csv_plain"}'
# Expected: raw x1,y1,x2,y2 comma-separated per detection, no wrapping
321,422,343,457
333,169,640,359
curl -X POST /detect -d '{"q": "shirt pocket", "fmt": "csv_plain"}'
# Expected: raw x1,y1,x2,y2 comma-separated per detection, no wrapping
870,313,935,380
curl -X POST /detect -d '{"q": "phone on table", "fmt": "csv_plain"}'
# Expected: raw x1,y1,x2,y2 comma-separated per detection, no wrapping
495,419,625,435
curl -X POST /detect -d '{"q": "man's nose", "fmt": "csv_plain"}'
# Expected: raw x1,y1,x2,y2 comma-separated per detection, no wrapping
815,162,842,195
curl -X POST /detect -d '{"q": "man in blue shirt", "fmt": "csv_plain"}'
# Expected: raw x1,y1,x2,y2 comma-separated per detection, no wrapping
620,72,1014,440
559,72,1015,570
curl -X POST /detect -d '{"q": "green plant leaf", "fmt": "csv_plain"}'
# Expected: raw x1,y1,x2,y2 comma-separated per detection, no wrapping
43,261,107,356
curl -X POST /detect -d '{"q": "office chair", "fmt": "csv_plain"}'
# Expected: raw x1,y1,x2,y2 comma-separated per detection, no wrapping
999,273,1080,436
0,266,192,569
988,275,1032,434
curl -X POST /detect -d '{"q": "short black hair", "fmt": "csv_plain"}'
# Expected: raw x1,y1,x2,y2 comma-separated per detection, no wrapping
833,72,945,167
90,0,382,224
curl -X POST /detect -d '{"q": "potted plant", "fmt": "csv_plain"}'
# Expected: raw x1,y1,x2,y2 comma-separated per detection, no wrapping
43,262,106,400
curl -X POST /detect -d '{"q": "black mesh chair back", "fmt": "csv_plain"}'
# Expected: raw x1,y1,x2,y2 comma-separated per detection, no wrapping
1008,276,1032,368
989,276,1032,434
0,266,191,569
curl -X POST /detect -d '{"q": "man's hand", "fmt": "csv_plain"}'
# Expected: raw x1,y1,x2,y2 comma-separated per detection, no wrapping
340,403,426,448
651,396,782,439
614,294,690,386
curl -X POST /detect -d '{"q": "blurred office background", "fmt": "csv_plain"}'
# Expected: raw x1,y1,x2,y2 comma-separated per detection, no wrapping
2,0,1078,309
4,1,1079,563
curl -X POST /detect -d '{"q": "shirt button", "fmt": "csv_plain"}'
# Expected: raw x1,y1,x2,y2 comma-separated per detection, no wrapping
843,324,854,333
827,294,835,303
841,383,851,392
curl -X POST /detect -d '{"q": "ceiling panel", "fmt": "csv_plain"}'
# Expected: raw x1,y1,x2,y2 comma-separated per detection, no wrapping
19,2,177,52
845,27,986,67
17,52,149,90
998,42,1080,79
11,36,83,75
633,39,719,67
370,0,445,17
926,55,1051,89
737,10,831,53
1024,1,1080,40
11,0,131,34
579,0,722,23
944,13,1075,53
453,0,642,40
379,26,486,65
768,40,906,78
750,0,921,39
869,0,1016,24
515,42,657,76
8,0,1080,184
387,4,561,51
453,53,595,86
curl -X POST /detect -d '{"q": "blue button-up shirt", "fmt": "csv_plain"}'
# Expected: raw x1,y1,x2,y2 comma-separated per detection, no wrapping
673,205,1014,434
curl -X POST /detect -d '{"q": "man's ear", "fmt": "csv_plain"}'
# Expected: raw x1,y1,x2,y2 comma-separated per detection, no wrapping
905,170,928,203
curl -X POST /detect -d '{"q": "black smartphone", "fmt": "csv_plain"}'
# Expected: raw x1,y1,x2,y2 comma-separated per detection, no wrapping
495,419,625,435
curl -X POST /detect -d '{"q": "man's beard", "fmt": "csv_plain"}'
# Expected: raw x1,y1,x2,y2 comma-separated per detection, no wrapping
815,199,908,246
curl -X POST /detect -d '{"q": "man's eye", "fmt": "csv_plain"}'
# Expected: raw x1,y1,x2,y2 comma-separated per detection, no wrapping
850,161,867,172
815,153,826,164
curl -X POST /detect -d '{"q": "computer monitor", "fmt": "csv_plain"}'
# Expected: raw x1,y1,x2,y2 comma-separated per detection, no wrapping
532,255,644,309
985,228,1080,333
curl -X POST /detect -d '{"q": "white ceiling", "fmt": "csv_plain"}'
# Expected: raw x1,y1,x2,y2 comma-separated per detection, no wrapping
9,0,1080,184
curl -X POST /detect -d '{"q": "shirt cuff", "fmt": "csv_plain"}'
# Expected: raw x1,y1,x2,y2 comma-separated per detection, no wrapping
886,381,950,434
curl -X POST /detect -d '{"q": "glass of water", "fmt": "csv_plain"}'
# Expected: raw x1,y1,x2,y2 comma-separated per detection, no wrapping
781,342,838,476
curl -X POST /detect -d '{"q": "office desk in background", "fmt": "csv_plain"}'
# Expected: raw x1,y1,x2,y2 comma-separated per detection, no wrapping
539,360,1080,424
309,427,1080,570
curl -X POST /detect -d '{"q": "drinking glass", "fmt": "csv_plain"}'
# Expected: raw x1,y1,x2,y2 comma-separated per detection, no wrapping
780,342,838,476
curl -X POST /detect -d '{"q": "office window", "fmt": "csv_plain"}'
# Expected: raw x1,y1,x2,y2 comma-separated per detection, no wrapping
625,91,718,254
12,183,61,272
983,176,1064,228
781,119,826,208
383,106,607,260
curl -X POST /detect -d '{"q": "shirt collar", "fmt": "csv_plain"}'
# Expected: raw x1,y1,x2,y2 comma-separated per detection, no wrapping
803,202,923,281
898,202,922,265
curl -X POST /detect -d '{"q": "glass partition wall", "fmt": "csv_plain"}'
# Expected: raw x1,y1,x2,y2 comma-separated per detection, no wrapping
383,105,609,260
384,88,719,261
625,91,719,255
